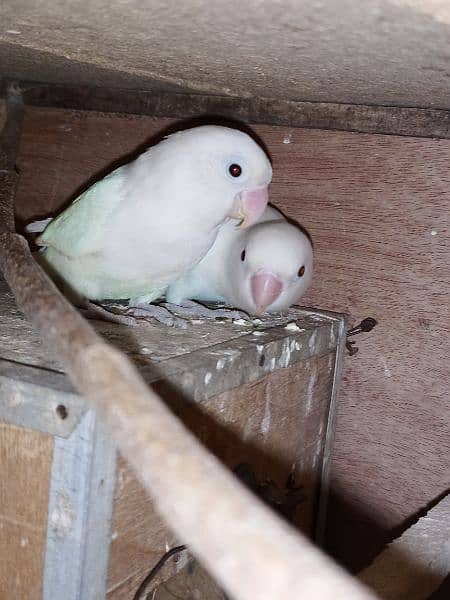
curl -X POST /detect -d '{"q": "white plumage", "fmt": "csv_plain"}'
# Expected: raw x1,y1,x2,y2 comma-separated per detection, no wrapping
166,205,313,315
30,125,272,313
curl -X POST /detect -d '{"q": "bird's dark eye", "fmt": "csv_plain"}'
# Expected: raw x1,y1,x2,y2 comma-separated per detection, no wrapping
229,163,242,178
241,249,246,261
298,265,305,277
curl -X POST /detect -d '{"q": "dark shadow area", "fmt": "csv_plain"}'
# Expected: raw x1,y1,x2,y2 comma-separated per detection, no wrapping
429,574,450,600
325,486,391,572
326,486,450,598
326,486,450,573
150,377,317,537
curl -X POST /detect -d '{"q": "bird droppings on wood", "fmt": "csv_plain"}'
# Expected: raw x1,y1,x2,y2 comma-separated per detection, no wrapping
139,346,152,355
233,318,250,326
308,329,318,353
381,357,393,379
50,490,75,537
260,396,271,435
306,368,318,415
278,338,292,368
284,321,303,332
215,358,226,371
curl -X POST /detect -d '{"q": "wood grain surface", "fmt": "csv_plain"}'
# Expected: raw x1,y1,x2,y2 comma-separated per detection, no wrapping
107,355,333,598
266,127,450,569
14,106,450,571
0,424,53,599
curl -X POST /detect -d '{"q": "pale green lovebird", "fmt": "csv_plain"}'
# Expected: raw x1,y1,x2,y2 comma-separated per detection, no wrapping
27,125,272,326
166,205,313,316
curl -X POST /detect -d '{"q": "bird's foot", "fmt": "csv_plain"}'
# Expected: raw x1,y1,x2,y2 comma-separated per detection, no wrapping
123,303,189,328
78,299,249,328
161,299,250,322
79,300,188,328
78,300,138,326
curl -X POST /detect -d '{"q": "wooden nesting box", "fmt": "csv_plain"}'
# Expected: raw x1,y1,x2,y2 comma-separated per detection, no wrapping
0,273,345,599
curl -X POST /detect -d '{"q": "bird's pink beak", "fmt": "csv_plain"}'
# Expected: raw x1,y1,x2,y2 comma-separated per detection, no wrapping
230,186,269,228
251,271,283,315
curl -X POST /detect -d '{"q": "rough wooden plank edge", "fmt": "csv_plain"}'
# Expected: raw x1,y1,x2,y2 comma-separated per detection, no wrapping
358,492,450,599
0,89,378,600
43,411,117,600
0,314,341,436
314,316,347,545
10,79,450,139
0,83,23,233
0,370,86,438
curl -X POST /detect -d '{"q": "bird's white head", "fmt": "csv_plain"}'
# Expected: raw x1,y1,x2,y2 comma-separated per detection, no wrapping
229,220,313,315
161,125,272,229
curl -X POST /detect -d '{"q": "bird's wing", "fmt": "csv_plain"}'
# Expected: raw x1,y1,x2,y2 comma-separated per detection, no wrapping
37,167,126,258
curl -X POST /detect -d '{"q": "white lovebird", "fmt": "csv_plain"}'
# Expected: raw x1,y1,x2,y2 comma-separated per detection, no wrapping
29,125,272,325
165,205,313,316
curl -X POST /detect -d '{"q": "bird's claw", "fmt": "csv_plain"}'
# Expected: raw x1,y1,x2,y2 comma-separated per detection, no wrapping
79,300,189,328
123,304,189,328
161,300,249,322
78,299,249,328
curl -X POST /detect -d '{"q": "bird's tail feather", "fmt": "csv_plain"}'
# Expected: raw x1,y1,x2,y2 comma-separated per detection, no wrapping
25,217,53,234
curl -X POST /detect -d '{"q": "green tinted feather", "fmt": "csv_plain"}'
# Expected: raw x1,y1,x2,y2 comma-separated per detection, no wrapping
38,167,125,257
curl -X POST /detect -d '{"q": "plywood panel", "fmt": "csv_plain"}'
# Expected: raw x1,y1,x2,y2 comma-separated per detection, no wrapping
15,108,173,221
0,423,53,599
265,128,450,568
14,106,450,570
107,355,334,598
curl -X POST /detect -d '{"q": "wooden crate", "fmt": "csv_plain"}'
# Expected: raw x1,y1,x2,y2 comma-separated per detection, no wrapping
0,274,345,599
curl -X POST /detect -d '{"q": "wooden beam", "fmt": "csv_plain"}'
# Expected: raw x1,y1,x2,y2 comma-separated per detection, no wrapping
13,79,450,140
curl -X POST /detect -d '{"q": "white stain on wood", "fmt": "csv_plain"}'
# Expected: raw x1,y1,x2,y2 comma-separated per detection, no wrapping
308,330,318,352
50,491,75,537
285,322,303,332
278,339,292,368
381,357,392,378
305,368,318,414
261,396,272,434
216,358,226,371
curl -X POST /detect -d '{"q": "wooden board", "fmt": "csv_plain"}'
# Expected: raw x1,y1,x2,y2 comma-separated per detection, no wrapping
14,106,450,570
0,423,53,599
266,127,450,569
107,354,334,598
